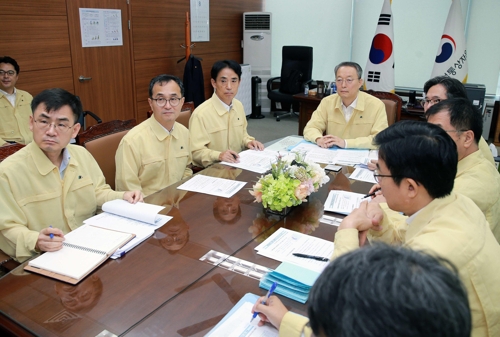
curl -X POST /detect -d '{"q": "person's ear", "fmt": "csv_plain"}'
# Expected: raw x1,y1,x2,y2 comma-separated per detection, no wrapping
29,115,34,132
211,78,217,90
405,178,420,199
71,122,81,139
462,130,475,149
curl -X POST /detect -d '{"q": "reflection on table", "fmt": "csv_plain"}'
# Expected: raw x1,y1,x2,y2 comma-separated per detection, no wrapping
0,163,372,337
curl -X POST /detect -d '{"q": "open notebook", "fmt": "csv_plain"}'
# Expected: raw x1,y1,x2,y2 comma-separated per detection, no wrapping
25,225,134,284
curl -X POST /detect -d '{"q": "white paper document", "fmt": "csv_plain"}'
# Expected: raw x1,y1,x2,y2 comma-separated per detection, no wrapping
206,301,278,337
255,228,333,273
265,135,304,152
177,174,246,198
84,200,172,259
221,149,279,173
324,190,365,215
349,167,377,184
334,149,370,166
290,142,338,164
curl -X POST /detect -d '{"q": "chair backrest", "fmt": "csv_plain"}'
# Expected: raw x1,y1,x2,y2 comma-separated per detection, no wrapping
279,46,313,94
365,90,402,125
76,119,136,190
0,143,25,163
146,101,195,129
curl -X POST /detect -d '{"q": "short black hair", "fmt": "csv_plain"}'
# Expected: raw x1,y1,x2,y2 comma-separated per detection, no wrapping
31,88,83,124
426,97,483,144
308,244,471,337
334,62,363,79
423,76,468,99
0,56,20,74
211,60,242,81
148,74,184,98
374,121,457,198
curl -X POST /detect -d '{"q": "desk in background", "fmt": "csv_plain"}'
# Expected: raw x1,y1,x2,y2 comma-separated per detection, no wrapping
293,93,322,136
0,164,371,337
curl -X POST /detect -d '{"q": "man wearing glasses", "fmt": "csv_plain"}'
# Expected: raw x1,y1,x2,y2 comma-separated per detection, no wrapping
335,121,500,337
426,98,500,242
423,75,494,164
0,88,143,262
115,74,192,197
0,56,33,147
303,61,388,149
189,60,264,168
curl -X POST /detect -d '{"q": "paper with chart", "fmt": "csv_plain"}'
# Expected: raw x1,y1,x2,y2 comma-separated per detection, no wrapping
349,167,377,184
177,174,246,198
324,190,365,215
221,149,279,173
255,228,333,273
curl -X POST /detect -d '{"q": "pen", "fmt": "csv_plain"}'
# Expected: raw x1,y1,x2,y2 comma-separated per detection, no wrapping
292,253,329,262
251,281,278,322
49,225,54,239
363,187,381,199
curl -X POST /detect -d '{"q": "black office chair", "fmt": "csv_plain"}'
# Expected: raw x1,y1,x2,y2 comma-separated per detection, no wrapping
75,96,102,131
267,46,313,121
78,110,102,130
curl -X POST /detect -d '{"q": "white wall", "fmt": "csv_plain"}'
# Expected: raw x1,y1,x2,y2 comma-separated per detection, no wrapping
264,0,500,95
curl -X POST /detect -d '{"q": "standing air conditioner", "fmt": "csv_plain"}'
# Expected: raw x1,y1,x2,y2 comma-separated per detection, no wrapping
243,12,272,113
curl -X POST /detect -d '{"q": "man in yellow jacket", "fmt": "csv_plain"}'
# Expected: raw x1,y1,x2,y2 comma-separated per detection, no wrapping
252,244,471,337
426,98,500,241
115,74,192,196
0,88,142,262
189,60,264,168
0,56,33,146
334,121,500,337
303,61,388,149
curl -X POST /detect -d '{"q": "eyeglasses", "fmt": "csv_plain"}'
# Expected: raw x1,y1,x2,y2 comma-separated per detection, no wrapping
33,119,74,133
0,70,16,77
420,98,441,107
373,170,397,183
151,97,181,107
335,78,357,85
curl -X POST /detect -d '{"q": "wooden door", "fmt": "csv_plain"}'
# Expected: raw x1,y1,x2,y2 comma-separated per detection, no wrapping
67,0,135,126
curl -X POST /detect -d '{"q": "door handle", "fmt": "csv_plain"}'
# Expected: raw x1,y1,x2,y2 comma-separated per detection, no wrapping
78,76,92,82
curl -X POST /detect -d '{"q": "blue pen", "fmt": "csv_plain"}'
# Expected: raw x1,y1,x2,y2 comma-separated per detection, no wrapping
49,225,54,239
251,281,278,322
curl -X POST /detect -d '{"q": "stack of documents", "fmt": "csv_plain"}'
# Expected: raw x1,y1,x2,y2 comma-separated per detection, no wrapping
255,228,333,303
260,262,320,304
84,199,172,259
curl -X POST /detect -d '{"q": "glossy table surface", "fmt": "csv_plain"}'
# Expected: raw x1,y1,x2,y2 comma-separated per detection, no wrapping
0,164,371,337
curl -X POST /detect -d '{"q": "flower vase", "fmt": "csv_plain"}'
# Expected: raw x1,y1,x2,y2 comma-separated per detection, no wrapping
263,205,293,217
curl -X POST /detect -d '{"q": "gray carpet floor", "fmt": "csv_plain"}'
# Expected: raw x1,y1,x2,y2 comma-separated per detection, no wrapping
246,112,299,143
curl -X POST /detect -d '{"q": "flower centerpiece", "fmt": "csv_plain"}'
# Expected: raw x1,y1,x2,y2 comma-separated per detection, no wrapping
249,153,330,212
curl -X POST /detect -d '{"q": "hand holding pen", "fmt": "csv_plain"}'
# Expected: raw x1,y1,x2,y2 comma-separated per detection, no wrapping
35,226,65,253
251,283,289,329
251,282,278,322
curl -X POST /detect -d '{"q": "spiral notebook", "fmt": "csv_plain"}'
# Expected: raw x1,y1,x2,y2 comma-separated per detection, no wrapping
25,225,134,284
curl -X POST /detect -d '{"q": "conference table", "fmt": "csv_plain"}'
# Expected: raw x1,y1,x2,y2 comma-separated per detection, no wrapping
0,161,371,337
